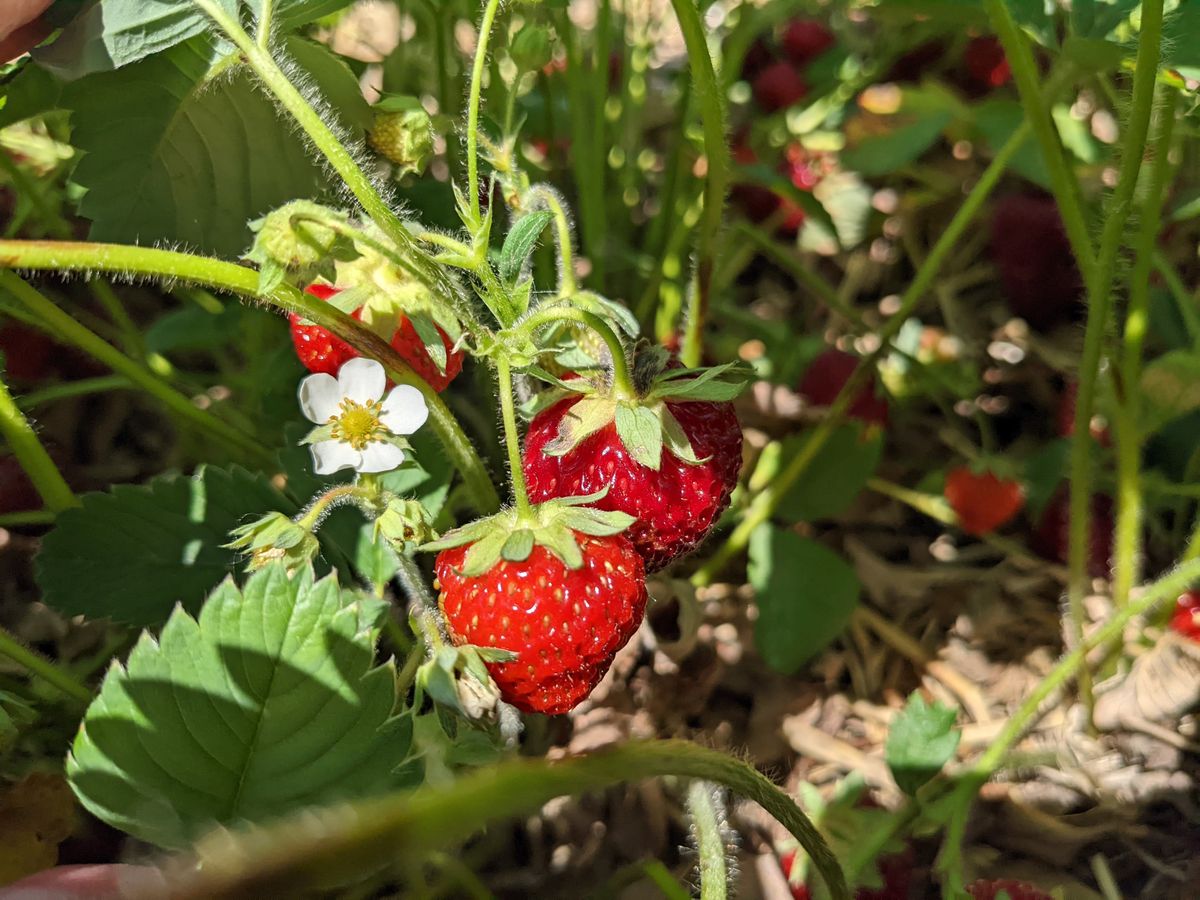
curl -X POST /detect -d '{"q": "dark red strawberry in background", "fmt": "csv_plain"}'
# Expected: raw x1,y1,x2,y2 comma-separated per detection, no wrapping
782,19,835,66
1169,590,1200,642
1056,380,1111,447
289,283,463,391
944,466,1025,536
741,36,774,81
967,879,1053,900
431,499,648,715
0,321,53,382
990,194,1083,330
964,36,1011,90
1033,484,1113,577
754,60,808,111
0,454,42,515
524,393,743,571
798,348,890,428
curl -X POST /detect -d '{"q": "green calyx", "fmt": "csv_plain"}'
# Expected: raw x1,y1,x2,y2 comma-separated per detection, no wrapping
374,496,436,548
421,491,634,576
533,357,753,471
246,201,355,293
226,511,319,572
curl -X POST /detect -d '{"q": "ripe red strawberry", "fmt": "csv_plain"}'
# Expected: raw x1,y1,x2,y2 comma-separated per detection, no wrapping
798,348,889,428
288,284,463,391
0,321,53,382
944,466,1025,536
434,532,647,714
524,395,742,571
990,195,1083,330
782,19,835,65
966,879,1053,900
964,36,1011,90
753,61,808,112
1169,590,1200,642
1032,485,1113,577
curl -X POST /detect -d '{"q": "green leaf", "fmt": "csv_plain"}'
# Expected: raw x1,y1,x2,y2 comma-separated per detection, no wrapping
499,210,553,282
36,466,295,627
748,525,860,675
1022,438,1070,520
1163,1,1200,68
775,424,883,523
0,61,61,130
1070,0,1140,39
1060,36,1127,73
64,36,365,256
975,98,1051,189
144,303,248,353
67,564,409,848
841,108,952,177
407,311,448,375
1140,349,1200,434
614,403,664,471
1007,0,1057,46
885,692,961,796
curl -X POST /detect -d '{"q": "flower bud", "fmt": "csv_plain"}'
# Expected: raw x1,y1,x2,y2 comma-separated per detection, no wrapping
374,497,435,549
226,511,319,573
510,25,553,73
368,96,435,176
247,201,345,272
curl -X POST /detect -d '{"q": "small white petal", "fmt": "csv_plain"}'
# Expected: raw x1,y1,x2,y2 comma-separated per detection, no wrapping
338,358,386,404
298,373,341,423
310,440,360,475
358,441,406,473
380,384,429,435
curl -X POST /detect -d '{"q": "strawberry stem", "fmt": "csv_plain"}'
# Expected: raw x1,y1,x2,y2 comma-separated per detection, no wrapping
0,623,93,705
521,305,636,399
0,369,77,513
495,355,533,518
466,0,504,225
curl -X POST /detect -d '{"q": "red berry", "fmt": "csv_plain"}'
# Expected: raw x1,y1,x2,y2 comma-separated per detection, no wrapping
742,36,774,81
778,851,812,900
944,467,1025,536
964,36,1011,89
780,846,913,900
0,455,42,515
990,195,1083,330
523,397,743,571
798,349,889,428
781,20,835,66
1169,590,1200,642
435,533,648,714
1033,486,1113,577
753,61,808,112
288,284,463,391
967,879,1053,900
0,322,53,382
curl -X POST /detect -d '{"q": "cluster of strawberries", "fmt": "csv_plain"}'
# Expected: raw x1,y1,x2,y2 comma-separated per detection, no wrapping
292,287,745,714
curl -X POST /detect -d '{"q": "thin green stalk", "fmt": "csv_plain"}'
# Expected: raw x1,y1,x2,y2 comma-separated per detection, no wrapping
174,740,849,900
495,356,531,518
520,305,634,398
0,271,273,467
466,0,504,224
1152,249,1200,344
939,558,1200,887
0,373,76,511
256,0,274,47
17,374,132,409
0,241,501,514
1112,88,1178,616
669,0,729,369
0,509,56,526
524,186,577,297
0,623,92,704
687,781,729,900
190,0,438,287
692,121,1030,585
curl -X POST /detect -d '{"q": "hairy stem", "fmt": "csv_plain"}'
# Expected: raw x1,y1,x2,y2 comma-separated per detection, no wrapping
172,740,849,900
692,121,1029,585
0,372,76,512
524,186,578,297
0,241,500,514
687,781,729,900
495,356,532,517
0,623,92,704
520,305,634,398
467,0,504,223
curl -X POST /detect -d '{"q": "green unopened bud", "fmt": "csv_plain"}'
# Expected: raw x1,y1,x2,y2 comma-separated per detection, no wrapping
374,497,435,549
368,96,435,176
248,201,345,270
226,511,319,572
510,24,553,72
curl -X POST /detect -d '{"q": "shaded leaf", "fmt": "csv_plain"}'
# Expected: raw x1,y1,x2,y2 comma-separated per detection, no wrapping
67,564,409,848
500,210,553,282
885,692,960,796
776,424,883,523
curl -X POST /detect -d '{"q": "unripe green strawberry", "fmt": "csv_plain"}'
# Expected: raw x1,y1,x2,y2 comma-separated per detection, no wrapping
368,97,434,175
248,200,343,271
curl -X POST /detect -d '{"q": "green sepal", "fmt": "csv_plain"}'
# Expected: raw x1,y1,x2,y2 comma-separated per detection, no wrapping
460,527,510,576
256,258,286,295
544,396,617,456
557,505,636,536
569,292,641,339
407,309,448,374
501,529,535,562
614,402,663,471
510,276,534,319
301,423,336,444
661,406,709,465
646,360,754,403
373,497,436,548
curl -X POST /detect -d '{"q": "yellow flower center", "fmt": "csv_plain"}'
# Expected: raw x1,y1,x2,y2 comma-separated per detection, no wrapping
329,398,386,450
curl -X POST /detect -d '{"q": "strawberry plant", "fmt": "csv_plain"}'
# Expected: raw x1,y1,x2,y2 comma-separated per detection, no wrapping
0,0,1197,898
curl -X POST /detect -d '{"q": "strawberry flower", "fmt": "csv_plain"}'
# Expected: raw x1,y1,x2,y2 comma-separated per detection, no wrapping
298,358,428,474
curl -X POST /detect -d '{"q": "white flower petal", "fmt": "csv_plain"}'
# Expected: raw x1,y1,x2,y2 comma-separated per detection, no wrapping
298,373,341,423
338,358,386,404
311,440,360,475
358,441,406,473
380,384,429,435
